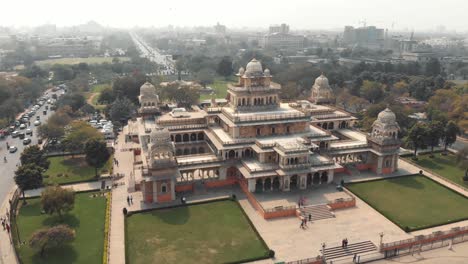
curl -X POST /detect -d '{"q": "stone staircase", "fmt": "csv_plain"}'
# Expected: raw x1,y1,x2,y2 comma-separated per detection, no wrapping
322,240,377,261
299,204,335,221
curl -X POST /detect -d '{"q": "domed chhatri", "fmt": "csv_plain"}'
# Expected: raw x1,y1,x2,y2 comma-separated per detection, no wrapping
238,67,245,75
377,108,397,124
140,82,158,98
150,127,171,143
309,73,335,105
244,58,263,76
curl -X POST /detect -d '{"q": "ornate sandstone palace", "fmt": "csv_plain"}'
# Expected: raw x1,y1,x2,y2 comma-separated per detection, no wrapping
124,59,401,203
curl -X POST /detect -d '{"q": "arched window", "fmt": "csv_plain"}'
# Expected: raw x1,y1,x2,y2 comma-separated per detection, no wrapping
328,122,334,130
286,126,290,133
161,184,167,193
242,98,245,105
256,128,261,136
271,127,276,134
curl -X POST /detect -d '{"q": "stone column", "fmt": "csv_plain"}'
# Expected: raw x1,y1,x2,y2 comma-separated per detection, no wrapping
271,177,274,191
300,175,307,190
283,176,290,192
394,154,399,171
328,169,334,184
377,157,383,174
141,180,146,203
152,181,158,203
218,167,227,180
248,179,256,192
170,179,175,200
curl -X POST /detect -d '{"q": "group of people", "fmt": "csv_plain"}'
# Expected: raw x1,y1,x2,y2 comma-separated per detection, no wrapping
113,157,119,167
299,214,312,229
341,238,349,248
1,216,10,234
126,195,133,206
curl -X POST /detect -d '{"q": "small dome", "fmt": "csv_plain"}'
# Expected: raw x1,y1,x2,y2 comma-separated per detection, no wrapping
314,74,329,88
245,58,263,75
264,68,270,75
238,67,245,75
377,108,396,124
140,82,157,97
150,127,171,143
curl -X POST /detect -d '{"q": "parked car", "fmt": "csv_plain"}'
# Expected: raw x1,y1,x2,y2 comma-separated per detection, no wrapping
23,138,31,145
25,129,33,135
11,131,19,138
43,110,47,115
36,116,40,120
34,120,41,126
18,133,25,139
19,124,26,130
8,146,17,153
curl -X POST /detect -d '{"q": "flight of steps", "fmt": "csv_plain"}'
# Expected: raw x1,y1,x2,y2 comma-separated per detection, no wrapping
322,240,377,261
299,204,335,221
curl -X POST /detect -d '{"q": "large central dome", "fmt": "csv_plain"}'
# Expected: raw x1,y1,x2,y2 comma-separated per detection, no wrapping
245,58,263,76
140,82,157,98
377,108,397,124
314,74,330,89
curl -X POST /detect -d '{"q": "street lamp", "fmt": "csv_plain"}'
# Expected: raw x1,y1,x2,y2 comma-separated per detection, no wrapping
379,232,385,246
321,242,326,254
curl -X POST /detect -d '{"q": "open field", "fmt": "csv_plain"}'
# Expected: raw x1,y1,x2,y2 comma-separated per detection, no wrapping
44,155,112,185
14,191,107,264
404,153,467,187
125,200,269,264
347,175,468,231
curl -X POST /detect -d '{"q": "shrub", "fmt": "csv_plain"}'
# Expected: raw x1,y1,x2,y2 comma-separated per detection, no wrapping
268,249,275,258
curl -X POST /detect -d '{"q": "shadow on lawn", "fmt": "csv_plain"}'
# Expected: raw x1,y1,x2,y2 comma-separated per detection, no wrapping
42,214,80,228
392,176,424,189
30,244,78,264
153,206,190,225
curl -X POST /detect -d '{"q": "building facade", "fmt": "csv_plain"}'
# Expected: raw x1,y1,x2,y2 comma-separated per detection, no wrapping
125,59,401,203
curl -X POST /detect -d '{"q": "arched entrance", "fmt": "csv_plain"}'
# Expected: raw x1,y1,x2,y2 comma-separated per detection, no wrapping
245,148,251,158
321,171,328,184
322,123,328,130
264,178,272,191
313,172,320,185
255,179,263,193
272,177,280,190
183,134,189,142
307,173,312,187
175,134,182,142
198,132,204,140
290,175,298,190
228,150,236,159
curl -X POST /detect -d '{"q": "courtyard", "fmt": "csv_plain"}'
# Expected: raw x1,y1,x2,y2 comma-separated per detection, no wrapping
125,200,269,264
13,191,107,264
404,153,467,187
347,175,468,232
44,155,113,185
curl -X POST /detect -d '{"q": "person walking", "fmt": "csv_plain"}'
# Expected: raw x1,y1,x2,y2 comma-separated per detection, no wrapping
353,253,357,262
130,195,133,205
308,213,312,222
300,219,304,229
1,218,4,230
126,196,130,206
6,223,10,233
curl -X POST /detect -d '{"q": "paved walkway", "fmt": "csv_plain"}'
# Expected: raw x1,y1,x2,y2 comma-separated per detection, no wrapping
24,180,111,198
0,188,19,264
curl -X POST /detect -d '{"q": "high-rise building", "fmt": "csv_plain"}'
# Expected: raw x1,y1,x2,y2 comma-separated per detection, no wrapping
262,24,304,51
343,25,385,49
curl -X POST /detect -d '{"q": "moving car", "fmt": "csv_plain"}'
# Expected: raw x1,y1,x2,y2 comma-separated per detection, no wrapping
25,129,33,135
8,146,17,153
19,124,26,129
18,133,25,139
11,131,19,138
23,138,31,145
34,120,41,126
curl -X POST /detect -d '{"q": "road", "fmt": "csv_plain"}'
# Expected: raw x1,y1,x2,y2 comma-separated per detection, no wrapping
130,32,176,75
0,89,64,205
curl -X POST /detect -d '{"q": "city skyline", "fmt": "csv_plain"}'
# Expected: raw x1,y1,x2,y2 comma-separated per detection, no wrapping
2,0,468,32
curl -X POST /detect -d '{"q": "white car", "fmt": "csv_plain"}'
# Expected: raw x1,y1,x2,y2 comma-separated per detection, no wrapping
8,146,17,153
25,129,33,135
34,120,41,126
19,124,26,129
23,138,31,145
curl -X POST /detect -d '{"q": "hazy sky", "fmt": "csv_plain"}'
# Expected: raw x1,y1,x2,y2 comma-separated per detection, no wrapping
2,0,467,31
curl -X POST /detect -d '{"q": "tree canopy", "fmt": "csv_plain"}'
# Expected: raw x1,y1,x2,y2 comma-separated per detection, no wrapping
41,185,75,217
20,145,50,170
84,139,110,176
29,225,75,257
14,164,43,201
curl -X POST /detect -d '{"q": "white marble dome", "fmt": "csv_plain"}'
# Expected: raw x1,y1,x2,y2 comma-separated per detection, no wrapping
238,67,245,75
245,58,263,75
314,74,329,88
140,82,157,97
377,108,397,124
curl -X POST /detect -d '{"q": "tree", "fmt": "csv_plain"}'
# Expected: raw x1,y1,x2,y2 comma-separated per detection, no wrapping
20,145,50,169
456,147,468,180
29,225,75,257
426,121,444,157
108,97,136,122
442,121,460,152
195,68,215,88
406,123,428,158
56,93,86,111
14,164,43,202
216,56,233,79
360,80,383,103
425,58,441,76
41,185,75,218
63,121,103,155
84,139,110,176
51,65,75,81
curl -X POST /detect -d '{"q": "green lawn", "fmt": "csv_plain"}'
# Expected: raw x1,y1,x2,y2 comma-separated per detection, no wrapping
35,57,130,66
14,191,107,264
44,155,112,185
405,153,467,187
347,175,468,231
200,79,231,100
126,200,269,264
84,84,110,110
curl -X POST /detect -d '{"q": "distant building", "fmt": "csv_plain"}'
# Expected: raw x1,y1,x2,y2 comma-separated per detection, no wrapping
343,26,385,50
35,37,100,58
214,22,226,35
262,24,304,51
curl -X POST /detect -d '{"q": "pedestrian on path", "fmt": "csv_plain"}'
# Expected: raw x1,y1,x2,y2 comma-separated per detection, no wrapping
342,239,345,248
353,253,357,262
126,196,130,206
6,223,10,233
130,195,133,205
300,219,304,229
1,218,5,230
308,213,312,221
